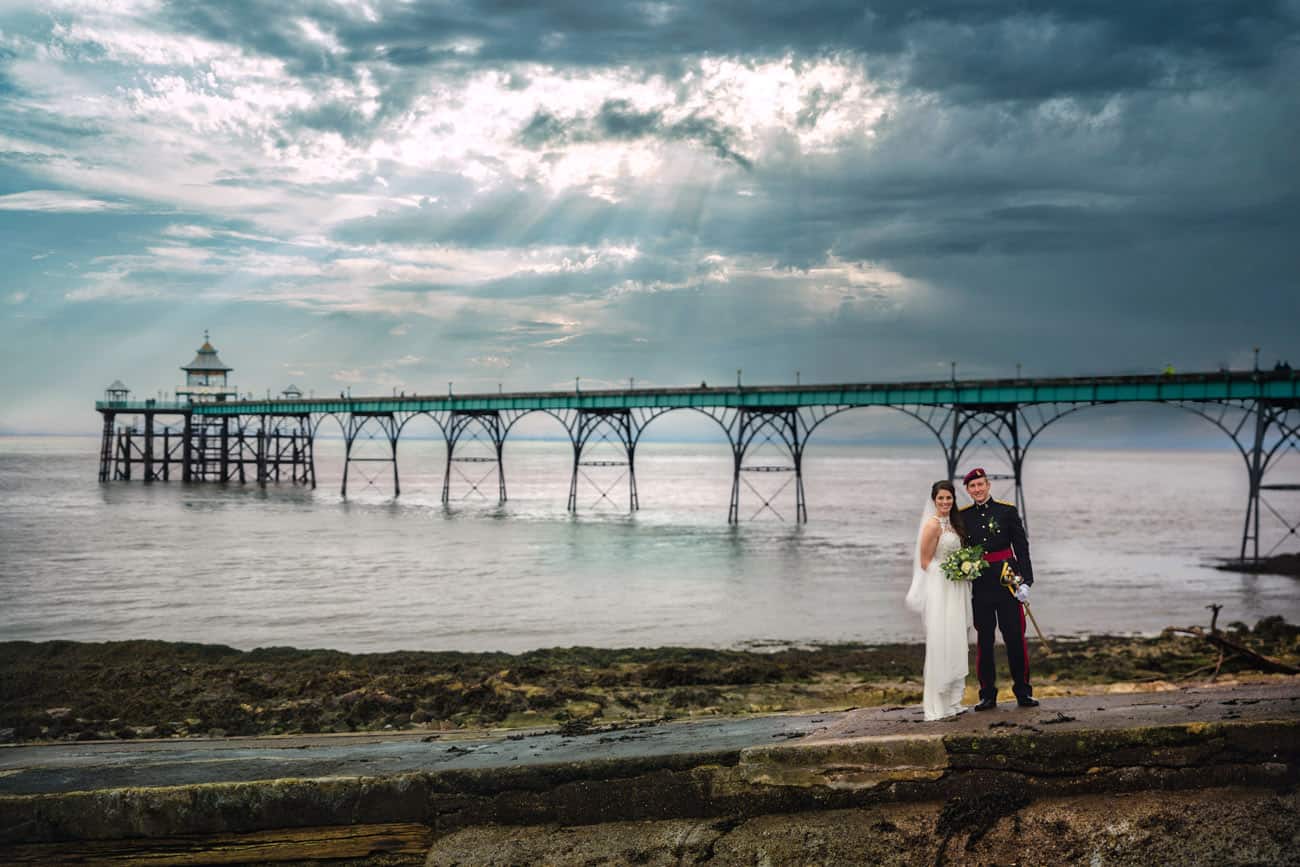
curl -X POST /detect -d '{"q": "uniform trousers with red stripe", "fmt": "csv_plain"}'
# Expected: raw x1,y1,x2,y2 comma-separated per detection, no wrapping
972,589,1032,702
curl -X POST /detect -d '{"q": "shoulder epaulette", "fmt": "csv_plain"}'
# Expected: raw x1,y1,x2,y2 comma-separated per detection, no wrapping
994,499,1017,508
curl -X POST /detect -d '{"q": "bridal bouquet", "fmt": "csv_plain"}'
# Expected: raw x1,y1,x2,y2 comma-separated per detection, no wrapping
941,545,989,583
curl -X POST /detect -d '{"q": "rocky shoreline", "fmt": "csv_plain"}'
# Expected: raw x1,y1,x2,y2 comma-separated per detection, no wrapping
2,617,1295,745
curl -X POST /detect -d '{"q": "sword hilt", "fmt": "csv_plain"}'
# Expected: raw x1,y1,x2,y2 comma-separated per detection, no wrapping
999,563,1054,654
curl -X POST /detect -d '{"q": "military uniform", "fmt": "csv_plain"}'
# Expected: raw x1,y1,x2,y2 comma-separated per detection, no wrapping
959,494,1034,703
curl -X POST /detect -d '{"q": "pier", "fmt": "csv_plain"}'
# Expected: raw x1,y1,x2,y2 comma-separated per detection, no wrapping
94,338,1299,560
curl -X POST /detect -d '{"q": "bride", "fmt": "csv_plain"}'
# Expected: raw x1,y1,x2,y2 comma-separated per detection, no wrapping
905,480,974,721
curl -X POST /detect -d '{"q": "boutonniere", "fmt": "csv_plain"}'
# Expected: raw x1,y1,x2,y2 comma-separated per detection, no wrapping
986,516,1000,534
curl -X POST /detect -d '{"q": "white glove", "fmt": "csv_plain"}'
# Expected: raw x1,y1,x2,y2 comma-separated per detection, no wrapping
1014,585,1030,604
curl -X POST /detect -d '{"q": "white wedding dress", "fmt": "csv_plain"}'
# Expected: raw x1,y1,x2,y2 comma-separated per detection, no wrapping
904,513,973,721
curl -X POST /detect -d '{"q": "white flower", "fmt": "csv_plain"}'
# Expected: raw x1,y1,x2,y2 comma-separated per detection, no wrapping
961,561,973,574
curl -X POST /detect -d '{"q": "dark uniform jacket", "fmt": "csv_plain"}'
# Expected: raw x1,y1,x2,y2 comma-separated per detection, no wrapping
958,498,1034,596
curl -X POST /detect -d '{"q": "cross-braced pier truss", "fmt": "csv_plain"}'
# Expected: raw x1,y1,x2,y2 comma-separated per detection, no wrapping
96,370,1300,561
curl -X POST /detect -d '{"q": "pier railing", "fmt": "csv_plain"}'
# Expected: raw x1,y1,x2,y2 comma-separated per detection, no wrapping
95,400,193,412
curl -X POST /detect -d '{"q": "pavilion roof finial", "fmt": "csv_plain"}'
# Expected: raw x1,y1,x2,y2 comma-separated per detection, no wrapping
183,331,232,372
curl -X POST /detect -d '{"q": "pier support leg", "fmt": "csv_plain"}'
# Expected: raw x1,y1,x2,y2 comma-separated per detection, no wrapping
725,408,806,524
1241,402,1267,562
98,413,115,482
443,412,508,505
795,451,807,524
1008,410,1028,528
182,414,192,482
441,440,452,504
341,413,400,498
122,428,133,481
498,440,508,503
307,428,317,489
1236,400,1300,562
236,423,247,484
946,416,961,484
341,434,352,498
567,444,580,512
257,415,268,488
567,410,641,515
629,449,639,512
143,413,154,483
392,433,400,497
220,418,230,483
728,453,741,524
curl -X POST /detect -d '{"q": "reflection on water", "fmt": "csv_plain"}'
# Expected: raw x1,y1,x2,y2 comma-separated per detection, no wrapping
0,435,1296,653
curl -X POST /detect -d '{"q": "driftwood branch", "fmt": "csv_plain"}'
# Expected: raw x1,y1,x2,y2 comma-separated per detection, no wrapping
1164,602,1299,677
1210,648,1226,682
1170,614,1299,676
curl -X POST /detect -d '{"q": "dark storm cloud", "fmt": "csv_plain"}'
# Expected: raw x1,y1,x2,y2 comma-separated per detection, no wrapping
474,54,1299,373
844,94,1300,260
333,57,1300,280
289,101,379,142
160,0,1297,102
304,0,1299,285
880,1,1295,102
517,100,752,168
516,112,568,149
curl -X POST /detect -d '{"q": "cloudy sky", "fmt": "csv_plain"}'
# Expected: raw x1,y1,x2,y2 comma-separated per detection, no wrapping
1,0,1298,435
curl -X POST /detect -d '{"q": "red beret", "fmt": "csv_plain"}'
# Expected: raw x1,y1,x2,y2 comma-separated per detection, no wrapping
962,467,987,485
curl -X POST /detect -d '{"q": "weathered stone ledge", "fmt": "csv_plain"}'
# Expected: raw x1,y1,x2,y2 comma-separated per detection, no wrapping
1,683,1296,863
416,788,1300,867
2,718,1295,848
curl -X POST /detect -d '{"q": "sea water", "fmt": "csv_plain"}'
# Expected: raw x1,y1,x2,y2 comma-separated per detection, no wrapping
1,436,1296,653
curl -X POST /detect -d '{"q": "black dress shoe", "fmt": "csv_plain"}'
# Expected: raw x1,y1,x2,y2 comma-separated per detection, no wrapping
1016,697,1040,708
974,698,997,711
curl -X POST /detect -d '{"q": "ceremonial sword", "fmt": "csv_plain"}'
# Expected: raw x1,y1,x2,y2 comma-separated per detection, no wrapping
1000,562,1054,654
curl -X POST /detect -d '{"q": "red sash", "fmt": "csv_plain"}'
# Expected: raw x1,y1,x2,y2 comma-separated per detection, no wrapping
985,547,1014,563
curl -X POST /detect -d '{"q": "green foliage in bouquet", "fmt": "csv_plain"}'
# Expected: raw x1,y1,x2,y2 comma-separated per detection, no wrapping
941,545,989,582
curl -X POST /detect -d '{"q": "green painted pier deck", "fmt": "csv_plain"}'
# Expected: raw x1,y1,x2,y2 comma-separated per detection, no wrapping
95,370,1300,416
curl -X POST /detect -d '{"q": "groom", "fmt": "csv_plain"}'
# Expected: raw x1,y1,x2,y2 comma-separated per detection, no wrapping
960,468,1038,710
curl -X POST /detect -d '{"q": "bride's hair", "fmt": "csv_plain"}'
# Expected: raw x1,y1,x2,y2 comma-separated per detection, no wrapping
930,480,969,544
